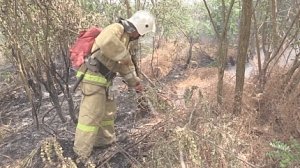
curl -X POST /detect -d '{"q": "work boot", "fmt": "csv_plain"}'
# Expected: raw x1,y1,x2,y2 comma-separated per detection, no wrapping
93,133,129,150
93,143,114,150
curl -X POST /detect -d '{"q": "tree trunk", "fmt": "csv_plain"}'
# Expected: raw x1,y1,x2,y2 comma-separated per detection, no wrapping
284,68,300,96
233,0,253,115
271,0,278,49
217,37,228,104
283,52,300,95
136,0,141,10
253,12,263,92
124,0,132,18
184,37,194,69
217,0,235,104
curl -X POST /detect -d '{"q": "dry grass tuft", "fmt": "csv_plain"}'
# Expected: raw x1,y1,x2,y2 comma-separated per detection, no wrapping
140,41,183,78
255,72,300,139
142,83,265,167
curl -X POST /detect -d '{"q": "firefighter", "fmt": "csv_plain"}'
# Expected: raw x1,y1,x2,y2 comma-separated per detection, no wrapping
73,10,156,159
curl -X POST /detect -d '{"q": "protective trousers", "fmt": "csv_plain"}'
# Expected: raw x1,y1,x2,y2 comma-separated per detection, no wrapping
73,82,116,158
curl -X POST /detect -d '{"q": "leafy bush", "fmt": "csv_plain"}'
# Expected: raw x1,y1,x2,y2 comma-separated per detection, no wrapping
267,139,300,168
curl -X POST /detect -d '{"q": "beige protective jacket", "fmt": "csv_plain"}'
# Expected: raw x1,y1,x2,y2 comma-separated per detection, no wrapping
78,23,140,87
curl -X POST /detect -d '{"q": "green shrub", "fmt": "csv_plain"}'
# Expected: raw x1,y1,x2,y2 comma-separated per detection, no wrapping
267,139,300,168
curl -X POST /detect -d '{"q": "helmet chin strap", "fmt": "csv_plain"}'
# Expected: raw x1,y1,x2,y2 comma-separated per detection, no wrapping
129,35,140,41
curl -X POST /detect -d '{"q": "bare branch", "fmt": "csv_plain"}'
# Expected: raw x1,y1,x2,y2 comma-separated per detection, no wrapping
202,0,221,39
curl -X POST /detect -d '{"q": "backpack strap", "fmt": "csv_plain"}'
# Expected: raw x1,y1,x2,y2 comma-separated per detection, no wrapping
72,66,88,92
85,49,116,80
90,48,101,55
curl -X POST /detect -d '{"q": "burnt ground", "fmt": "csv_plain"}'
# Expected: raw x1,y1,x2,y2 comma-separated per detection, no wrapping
0,73,166,168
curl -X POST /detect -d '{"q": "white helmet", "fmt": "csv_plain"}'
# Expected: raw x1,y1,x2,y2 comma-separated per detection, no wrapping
127,10,156,35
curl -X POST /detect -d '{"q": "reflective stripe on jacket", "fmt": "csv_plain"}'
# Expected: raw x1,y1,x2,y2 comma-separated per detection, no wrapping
76,71,109,87
76,64,112,87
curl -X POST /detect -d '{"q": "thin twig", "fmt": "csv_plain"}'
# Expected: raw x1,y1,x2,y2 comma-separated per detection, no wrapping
187,102,199,128
41,107,57,136
116,144,143,167
179,148,186,168
140,71,156,88
96,149,117,168
0,154,14,162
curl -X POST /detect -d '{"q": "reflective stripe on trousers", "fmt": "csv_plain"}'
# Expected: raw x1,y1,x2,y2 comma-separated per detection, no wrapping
77,120,114,132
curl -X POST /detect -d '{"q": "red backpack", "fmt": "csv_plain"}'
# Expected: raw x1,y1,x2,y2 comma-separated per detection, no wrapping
69,26,102,69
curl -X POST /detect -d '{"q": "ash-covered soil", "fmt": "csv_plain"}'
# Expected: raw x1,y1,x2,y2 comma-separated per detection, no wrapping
0,76,163,168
